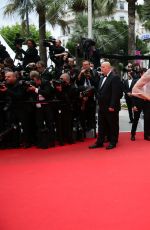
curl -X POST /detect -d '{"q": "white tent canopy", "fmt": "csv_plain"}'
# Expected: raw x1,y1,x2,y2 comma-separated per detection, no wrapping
0,34,16,60
0,34,54,66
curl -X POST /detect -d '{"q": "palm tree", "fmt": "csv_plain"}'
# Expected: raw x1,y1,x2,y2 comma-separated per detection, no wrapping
69,0,117,16
4,0,67,64
126,0,138,56
70,14,128,54
139,0,150,30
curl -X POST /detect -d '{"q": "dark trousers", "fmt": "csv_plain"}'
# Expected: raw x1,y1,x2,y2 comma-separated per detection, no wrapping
143,101,150,138
21,105,36,145
36,104,55,144
55,105,73,144
131,109,142,136
131,101,150,138
125,97,133,122
97,109,119,145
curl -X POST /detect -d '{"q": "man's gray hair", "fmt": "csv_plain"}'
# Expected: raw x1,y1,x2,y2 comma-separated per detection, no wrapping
30,70,40,79
60,73,70,82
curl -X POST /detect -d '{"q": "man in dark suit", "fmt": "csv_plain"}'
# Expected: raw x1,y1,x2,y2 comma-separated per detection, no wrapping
27,71,55,148
123,71,137,123
76,60,98,132
89,62,123,150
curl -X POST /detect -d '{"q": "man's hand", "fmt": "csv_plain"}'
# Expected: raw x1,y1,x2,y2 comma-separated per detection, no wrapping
127,92,132,97
27,85,36,92
108,107,115,112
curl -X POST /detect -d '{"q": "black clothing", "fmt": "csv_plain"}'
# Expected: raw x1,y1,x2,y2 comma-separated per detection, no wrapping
49,45,65,78
76,71,97,132
19,47,40,67
54,84,79,144
0,45,10,62
0,81,25,147
96,72,123,145
123,78,136,122
40,68,53,81
31,80,55,147
131,95,150,138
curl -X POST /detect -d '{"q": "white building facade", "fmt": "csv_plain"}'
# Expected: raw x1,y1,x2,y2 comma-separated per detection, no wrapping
58,0,146,47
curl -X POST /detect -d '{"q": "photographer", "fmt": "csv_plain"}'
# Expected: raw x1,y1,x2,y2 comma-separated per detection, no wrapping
48,39,65,78
76,60,97,132
0,43,10,63
36,61,53,81
27,71,55,148
0,71,25,148
3,57,21,72
16,39,40,68
62,58,79,85
53,73,80,144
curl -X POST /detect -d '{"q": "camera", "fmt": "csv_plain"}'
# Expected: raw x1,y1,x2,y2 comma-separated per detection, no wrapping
19,80,35,89
52,79,63,87
43,36,56,47
14,33,25,46
80,86,95,97
84,69,91,75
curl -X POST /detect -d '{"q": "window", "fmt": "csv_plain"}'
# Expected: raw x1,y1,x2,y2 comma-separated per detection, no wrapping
120,16,125,21
120,1,124,10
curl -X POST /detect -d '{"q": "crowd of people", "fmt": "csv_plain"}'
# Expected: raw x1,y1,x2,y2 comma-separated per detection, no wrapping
0,37,150,149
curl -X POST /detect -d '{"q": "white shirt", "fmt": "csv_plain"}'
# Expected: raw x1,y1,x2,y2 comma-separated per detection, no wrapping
128,79,132,88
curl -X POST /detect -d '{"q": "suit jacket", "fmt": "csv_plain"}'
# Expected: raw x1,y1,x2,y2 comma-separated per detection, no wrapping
123,79,136,100
97,72,123,112
29,79,55,102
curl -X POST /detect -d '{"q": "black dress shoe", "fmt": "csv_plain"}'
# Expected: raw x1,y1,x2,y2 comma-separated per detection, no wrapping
89,143,103,149
144,136,150,141
106,144,116,150
130,135,135,141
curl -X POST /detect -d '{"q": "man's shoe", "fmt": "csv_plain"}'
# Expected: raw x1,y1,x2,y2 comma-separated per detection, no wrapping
144,136,150,141
89,143,103,149
106,144,116,150
130,135,135,141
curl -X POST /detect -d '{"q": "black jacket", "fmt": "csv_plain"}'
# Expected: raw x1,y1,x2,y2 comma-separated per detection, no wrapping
97,72,123,112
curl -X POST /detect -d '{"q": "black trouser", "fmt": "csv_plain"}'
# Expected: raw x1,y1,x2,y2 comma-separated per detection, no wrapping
55,105,73,144
125,97,133,122
131,101,150,138
143,101,150,138
36,104,55,144
97,109,119,145
20,105,36,145
79,99,96,132
131,109,142,136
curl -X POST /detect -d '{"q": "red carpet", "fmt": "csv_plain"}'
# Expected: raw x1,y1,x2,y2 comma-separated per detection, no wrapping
0,132,150,230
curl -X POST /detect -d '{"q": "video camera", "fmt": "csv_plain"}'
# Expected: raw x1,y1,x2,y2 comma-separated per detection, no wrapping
14,33,25,47
43,36,56,47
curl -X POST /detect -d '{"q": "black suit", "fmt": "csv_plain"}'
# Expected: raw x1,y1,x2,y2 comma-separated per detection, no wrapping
30,80,55,147
96,72,123,145
131,93,150,138
76,73,97,131
123,79,136,122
